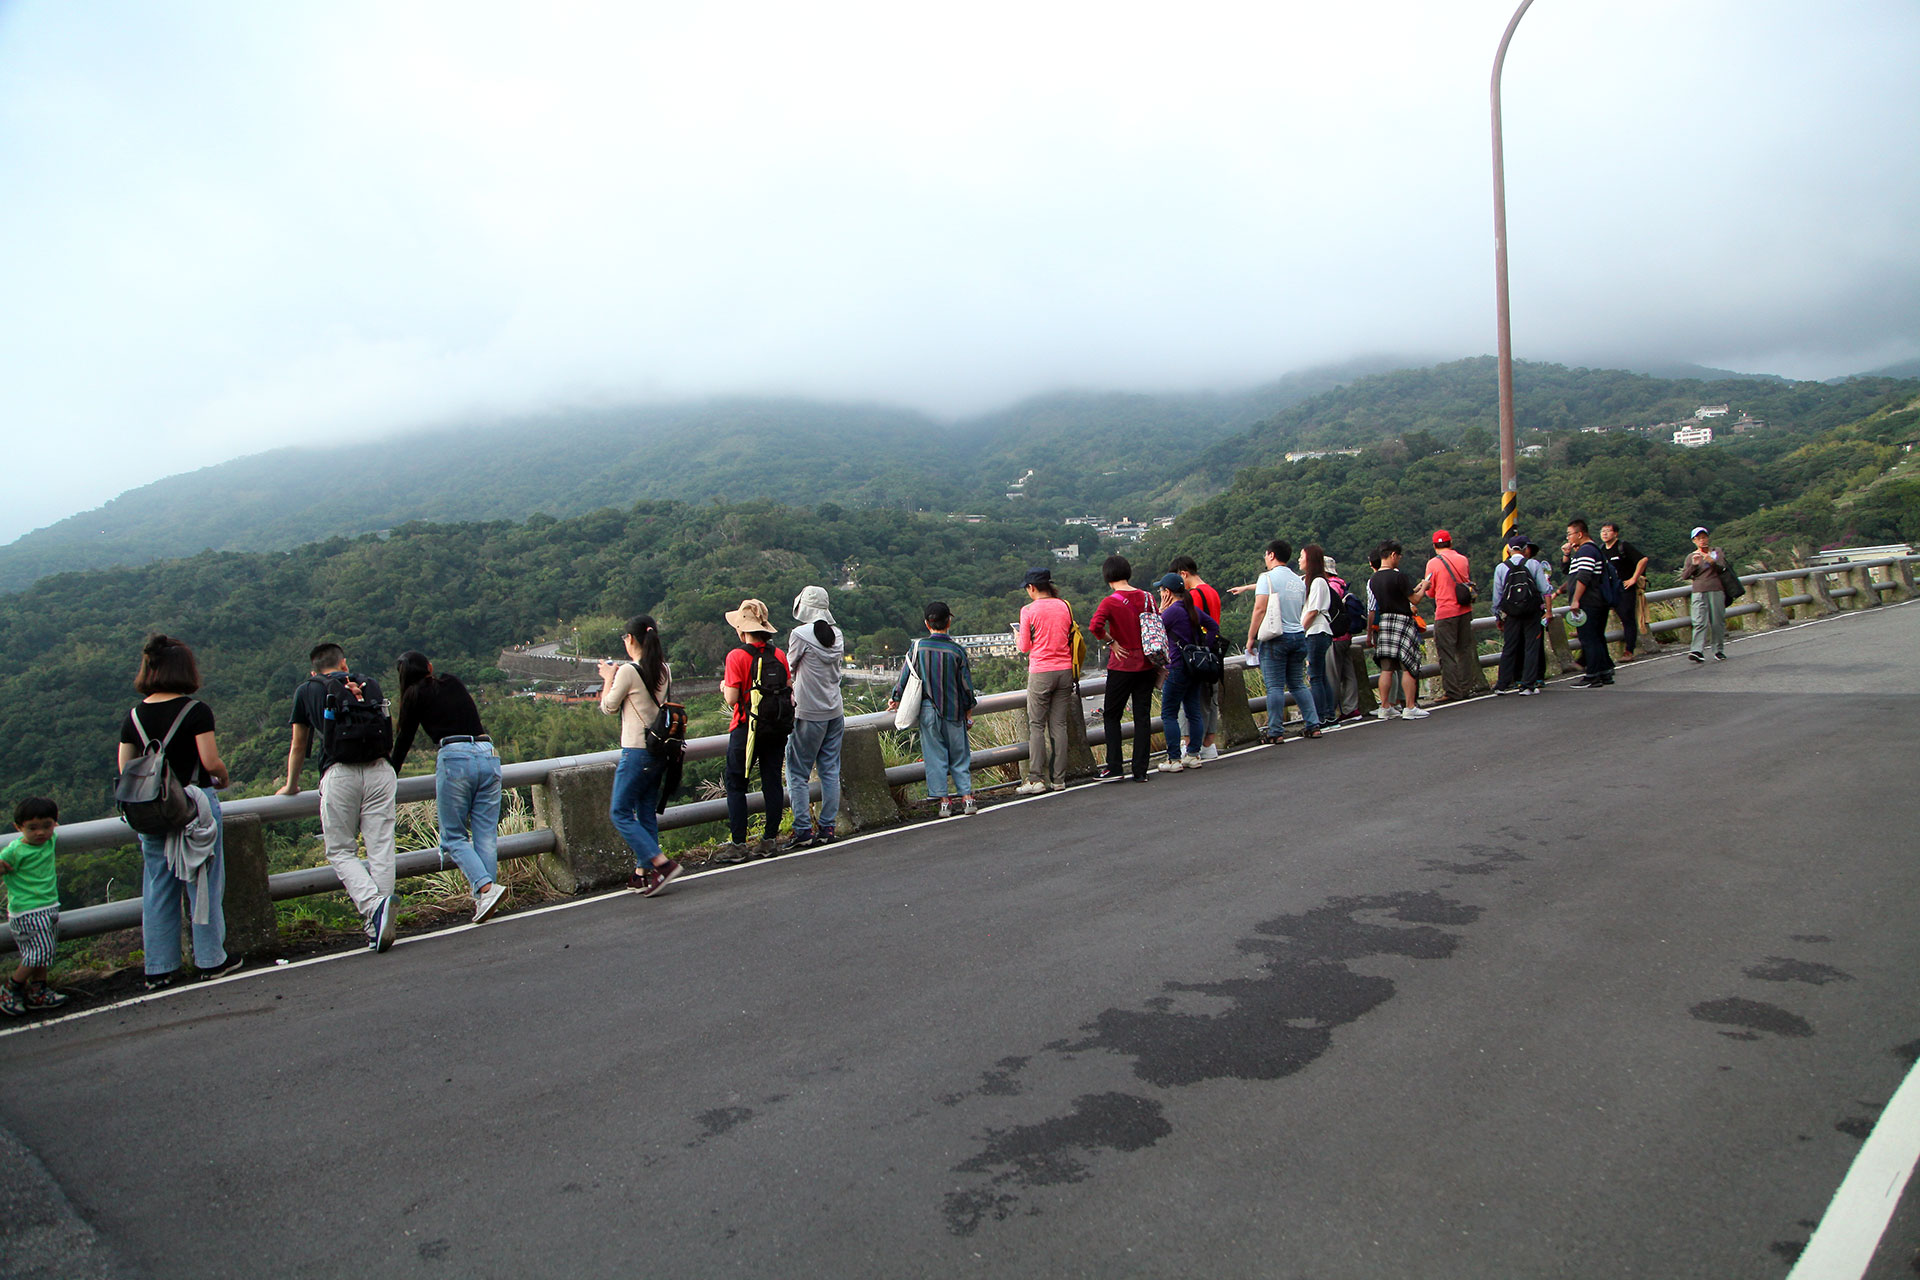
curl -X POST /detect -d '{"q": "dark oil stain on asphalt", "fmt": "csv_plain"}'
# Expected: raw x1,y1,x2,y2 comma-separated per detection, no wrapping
686,1106,754,1147
1835,1116,1875,1140
1790,934,1831,944
1420,842,1529,877
1896,1039,1920,1069
942,889,1479,1235
1743,957,1853,985
1689,997,1814,1039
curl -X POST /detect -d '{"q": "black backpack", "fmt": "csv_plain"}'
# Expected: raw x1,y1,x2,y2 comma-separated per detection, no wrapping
1178,601,1225,684
1499,559,1543,619
318,672,393,766
1598,553,1626,608
1327,575,1365,638
746,644,796,739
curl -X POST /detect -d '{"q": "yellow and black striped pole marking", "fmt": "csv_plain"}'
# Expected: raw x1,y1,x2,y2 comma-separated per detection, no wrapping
1501,488,1518,539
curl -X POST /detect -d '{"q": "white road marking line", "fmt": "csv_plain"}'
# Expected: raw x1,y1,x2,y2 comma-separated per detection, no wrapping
1785,1054,1920,1280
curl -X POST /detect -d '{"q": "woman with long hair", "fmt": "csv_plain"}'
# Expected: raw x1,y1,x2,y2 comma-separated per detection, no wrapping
598,615,684,896
117,634,237,990
389,651,507,923
1299,545,1335,739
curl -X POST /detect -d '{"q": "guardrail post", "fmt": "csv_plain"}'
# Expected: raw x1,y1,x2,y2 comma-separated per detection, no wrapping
836,725,902,832
1216,663,1263,748
1894,559,1917,600
1544,612,1576,676
221,813,279,958
1063,689,1098,780
1760,578,1790,628
1852,565,1882,609
532,762,629,893
1806,567,1841,615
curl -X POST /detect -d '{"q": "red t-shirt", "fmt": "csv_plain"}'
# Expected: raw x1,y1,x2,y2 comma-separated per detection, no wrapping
1425,549,1474,621
1188,580,1222,624
1090,588,1153,673
723,641,789,730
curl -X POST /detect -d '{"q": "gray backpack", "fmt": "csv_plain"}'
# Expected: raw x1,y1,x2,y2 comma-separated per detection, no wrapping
114,700,199,835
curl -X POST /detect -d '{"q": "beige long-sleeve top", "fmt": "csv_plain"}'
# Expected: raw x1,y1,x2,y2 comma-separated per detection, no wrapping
599,661,672,748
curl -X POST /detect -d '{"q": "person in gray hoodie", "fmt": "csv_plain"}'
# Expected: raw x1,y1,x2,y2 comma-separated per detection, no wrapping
779,585,846,851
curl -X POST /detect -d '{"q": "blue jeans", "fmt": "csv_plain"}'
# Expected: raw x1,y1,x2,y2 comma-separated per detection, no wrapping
920,703,973,797
1258,634,1318,736
611,746,665,868
138,790,225,976
437,741,501,891
785,716,843,834
1306,632,1335,726
1160,667,1206,760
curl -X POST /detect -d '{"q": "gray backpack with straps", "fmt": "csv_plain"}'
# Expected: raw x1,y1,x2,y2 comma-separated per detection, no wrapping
114,700,199,835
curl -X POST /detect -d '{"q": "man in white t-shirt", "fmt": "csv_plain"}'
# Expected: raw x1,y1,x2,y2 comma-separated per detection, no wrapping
1243,539,1320,743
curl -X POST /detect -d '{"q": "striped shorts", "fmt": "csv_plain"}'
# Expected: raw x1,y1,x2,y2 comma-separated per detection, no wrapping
9,905,59,967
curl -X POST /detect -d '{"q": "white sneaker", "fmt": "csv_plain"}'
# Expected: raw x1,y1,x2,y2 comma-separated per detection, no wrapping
1014,781,1047,796
1198,745,1219,760
961,796,978,815
472,882,508,924
1401,705,1431,720
1374,707,1398,720
1182,756,1202,769
1157,759,1185,773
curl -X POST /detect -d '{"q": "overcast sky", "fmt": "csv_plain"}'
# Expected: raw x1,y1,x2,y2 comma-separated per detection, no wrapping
2,0,1917,543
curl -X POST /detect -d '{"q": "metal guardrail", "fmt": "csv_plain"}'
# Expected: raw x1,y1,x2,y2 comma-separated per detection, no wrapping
21,555,1917,951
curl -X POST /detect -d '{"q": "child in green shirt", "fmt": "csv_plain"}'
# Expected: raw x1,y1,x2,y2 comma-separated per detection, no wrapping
1,797,69,1015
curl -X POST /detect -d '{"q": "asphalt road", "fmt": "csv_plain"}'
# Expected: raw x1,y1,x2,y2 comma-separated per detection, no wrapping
2,603,1916,1279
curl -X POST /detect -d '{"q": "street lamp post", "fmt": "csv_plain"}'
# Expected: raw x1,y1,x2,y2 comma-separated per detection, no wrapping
1491,0,1536,540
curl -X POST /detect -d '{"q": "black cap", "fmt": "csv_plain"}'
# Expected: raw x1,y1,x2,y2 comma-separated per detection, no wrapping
1022,567,1053,589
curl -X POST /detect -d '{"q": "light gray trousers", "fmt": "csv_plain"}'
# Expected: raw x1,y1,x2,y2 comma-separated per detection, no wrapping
319,760,398,918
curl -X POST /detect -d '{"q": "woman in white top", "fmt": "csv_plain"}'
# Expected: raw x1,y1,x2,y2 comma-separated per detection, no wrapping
1299,545,1335,740
597,615,683,897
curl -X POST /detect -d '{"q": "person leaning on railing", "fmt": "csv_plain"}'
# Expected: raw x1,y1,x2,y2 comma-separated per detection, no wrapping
390,650,509,923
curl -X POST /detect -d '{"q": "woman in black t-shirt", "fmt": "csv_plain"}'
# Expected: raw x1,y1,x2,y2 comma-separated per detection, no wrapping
115,634,235,990
390,652,507,924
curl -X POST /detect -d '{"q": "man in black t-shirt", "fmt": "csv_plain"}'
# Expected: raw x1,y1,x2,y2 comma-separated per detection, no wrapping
276,642,399,952
1599,522,1649,660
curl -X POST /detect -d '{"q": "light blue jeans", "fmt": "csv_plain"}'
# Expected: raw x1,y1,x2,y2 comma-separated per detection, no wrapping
1160,667,1206,761
785,716,843,834
920,702,972,797
1258,634,1319,736
611,746,665,868
437,741,501,891
138,789,225,976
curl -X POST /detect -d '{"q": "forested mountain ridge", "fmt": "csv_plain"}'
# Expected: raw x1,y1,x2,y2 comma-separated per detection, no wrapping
1,358,1408,593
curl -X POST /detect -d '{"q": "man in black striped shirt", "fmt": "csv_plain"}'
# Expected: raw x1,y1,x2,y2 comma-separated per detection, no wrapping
1561,520,1614,688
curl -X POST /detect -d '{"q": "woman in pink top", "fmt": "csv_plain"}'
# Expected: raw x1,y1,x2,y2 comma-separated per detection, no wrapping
1016,567,1075,794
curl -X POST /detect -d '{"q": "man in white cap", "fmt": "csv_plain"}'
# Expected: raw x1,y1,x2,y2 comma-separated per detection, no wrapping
779,586,846,850
1681,526,1730,662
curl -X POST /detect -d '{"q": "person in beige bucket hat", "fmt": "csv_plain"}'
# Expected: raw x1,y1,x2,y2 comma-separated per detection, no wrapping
715,599,791,862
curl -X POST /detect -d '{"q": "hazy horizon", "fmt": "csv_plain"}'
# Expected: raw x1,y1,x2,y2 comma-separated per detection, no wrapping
4,0,1917,543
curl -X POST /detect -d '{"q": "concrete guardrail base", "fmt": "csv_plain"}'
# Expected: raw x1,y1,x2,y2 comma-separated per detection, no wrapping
222,813,279,958
1807,570,1841,615
1853,565,1882,608
533,762,631,893
1216,665,1264,748
836,726,901,832
1544,615,1577,676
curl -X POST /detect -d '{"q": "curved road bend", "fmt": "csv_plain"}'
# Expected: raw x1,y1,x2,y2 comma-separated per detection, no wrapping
1,602,1916,1279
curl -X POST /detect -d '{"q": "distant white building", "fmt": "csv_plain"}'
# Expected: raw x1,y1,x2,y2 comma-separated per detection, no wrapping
1521,444,1546,458
1695,404,1730,419
1051,544,1080,561
1673,423,1715,448
953,632,1020,658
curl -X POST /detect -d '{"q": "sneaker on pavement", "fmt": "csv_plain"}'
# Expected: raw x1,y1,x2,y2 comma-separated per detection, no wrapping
1494,686,1515,696
711,842,751,865
1198,745,1219,760
196,956,246,982
814,824,836,845
962,796,978,816
0,984,24,1017
936,798,952,818
641,859,684,897
1157,759,1185,773
1714,652,1727,662
23,985,69,1009
1374,707,1398,720
1688,652,1706,664
1517,686,1539,696
776,829,814,854
473,882,509,922
1400,705,1431,720
1047,782,1066,792
374,895,398,953
1182,755,1202,769
628,868,654,894
365,898,386,950
143,972,178,991
1014,781,1047,796
1099,765,1123,780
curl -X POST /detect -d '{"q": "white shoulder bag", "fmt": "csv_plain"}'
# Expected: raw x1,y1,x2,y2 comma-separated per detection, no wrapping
893,640,924,729
1255,570,1287,641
